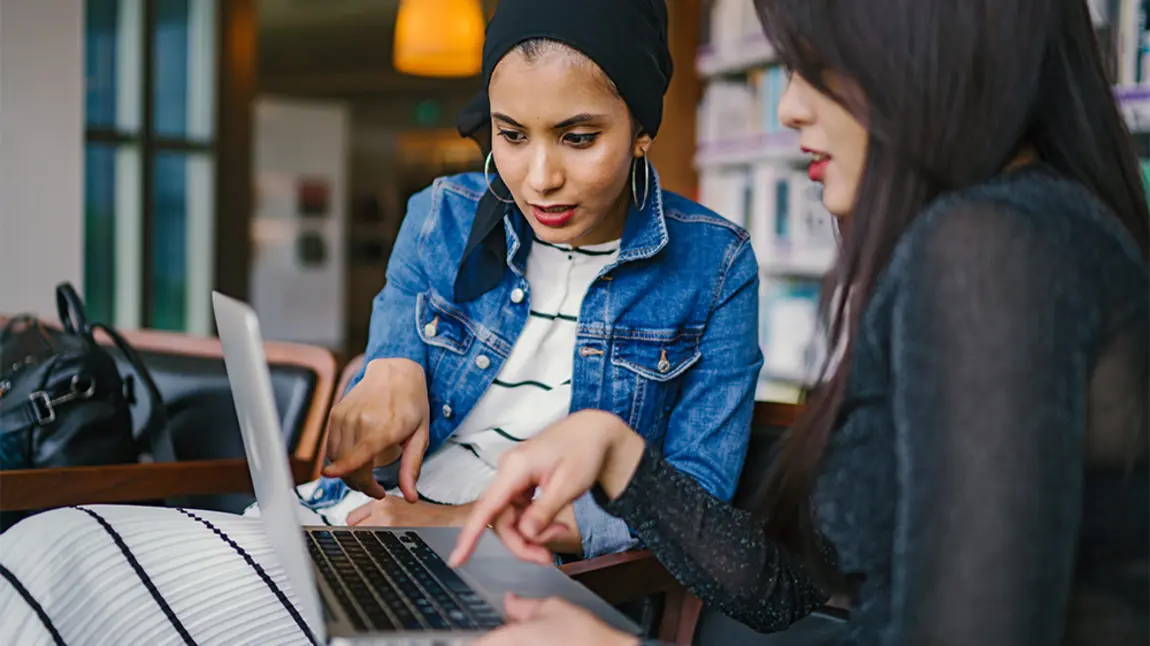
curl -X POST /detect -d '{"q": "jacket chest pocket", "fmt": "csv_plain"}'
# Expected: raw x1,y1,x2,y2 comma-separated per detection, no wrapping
608,329,703,436
416,291,476,382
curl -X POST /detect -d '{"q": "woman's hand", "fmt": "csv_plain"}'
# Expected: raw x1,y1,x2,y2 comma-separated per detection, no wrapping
449,409,645,567
472,595,638,646
346,497,471,527
322,358,430,501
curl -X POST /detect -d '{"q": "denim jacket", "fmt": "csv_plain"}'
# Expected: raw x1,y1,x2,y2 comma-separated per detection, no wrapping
347,168,763,558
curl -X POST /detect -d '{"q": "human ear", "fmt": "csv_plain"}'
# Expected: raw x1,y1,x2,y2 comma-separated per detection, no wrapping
633,132,653,158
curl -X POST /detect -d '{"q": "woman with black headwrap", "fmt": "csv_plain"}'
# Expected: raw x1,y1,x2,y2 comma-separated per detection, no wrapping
0,2,767,644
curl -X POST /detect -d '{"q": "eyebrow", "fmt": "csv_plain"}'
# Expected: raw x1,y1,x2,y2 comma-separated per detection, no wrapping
492,112,607,130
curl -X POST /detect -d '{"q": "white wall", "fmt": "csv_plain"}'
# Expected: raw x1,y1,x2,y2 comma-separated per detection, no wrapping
251,96,349,349
0,0,85,319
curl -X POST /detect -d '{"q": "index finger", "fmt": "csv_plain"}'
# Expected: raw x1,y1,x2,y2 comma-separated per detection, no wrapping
322,436,384,479
449,467,539,567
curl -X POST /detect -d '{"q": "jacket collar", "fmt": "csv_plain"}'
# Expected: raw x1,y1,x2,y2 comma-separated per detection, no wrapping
452,166,668,302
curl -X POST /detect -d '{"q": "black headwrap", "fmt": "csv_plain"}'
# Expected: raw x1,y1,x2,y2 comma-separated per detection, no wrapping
451,0,673,302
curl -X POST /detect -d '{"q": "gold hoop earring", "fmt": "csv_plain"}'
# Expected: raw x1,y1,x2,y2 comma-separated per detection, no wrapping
484,152,516,204
631,154,650,211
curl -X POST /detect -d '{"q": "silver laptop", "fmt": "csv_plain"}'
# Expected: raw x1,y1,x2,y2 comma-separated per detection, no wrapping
211,291,641,645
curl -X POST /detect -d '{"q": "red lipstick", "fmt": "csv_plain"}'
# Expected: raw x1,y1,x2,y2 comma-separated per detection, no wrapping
531,204,576,228
802,147,830,183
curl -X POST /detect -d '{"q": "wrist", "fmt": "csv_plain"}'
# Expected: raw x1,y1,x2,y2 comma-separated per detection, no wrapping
598,413,645,500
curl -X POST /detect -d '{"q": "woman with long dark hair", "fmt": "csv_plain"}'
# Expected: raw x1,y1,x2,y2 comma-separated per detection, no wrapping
450,0,1150,644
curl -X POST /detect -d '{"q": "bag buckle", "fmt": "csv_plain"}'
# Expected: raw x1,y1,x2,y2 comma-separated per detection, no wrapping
29,392,55,426
28,375,96,427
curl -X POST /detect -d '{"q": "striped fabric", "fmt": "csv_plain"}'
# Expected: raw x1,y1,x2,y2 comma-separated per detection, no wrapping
0,505,317,646
415,236,618,507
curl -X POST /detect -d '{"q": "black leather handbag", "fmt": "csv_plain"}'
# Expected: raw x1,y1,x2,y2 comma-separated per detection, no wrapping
0,283,173,529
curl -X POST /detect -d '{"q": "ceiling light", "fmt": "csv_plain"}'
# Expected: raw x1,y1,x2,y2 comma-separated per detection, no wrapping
394,0,485,78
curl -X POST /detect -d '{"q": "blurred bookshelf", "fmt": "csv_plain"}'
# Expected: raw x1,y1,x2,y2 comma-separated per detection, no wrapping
692,0,1150,404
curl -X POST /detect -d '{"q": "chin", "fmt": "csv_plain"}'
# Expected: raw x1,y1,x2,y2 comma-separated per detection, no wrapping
527,223,581,245
821,191,851,218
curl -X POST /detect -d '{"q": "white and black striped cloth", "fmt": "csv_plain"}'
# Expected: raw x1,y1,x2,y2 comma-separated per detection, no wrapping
0,505,317,646
0,237,619,645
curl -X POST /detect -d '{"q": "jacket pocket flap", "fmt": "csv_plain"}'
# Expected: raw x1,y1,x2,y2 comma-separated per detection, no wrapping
610,333,702,382
416,292,474,355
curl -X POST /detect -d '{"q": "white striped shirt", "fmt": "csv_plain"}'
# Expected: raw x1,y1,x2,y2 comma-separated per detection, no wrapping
416,236,619,505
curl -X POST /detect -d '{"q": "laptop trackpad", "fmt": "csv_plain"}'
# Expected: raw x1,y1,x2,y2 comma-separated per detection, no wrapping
464,557,641,635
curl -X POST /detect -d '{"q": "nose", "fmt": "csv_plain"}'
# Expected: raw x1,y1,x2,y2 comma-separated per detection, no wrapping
526,145,563,196
777,74,812,131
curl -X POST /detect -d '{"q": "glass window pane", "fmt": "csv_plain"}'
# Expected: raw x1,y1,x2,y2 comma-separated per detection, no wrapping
84,144,118,322
150,151,214,333
153,0,215,140
85,143,143,328
85,0,118,128
85,0,141,132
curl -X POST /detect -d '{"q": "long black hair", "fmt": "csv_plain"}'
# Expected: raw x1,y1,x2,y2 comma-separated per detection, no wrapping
753,0,1150,566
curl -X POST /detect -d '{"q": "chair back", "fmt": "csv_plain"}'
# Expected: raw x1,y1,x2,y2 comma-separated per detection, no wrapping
98,328,335,512
731,401,803,511
336,354,365,404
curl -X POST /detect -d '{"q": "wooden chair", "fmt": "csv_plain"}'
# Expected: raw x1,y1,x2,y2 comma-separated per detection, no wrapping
0,322,336,514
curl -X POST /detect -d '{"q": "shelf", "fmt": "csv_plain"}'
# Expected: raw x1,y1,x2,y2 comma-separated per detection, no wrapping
762,363,815,386
695,131,803,168
696,36,777,78
759,244,835,277
1116,85,1150,133
755,379,803,403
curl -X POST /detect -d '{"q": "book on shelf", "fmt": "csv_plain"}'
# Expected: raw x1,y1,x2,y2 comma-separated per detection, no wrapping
759,279,820,386
697,66,790,151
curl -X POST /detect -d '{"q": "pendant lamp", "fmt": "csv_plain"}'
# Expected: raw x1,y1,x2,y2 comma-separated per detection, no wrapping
393,0,485,78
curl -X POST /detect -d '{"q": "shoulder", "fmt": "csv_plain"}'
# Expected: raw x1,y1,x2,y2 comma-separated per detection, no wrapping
401,171,488,237
889,167,1143,282
658,189,754,270
406,171,487,215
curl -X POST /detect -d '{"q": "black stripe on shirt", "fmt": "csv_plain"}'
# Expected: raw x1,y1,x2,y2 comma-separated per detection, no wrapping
491,427,526,442
0,563,67,646
493,377,573,391
176,508,321,646
529,310,578,323
531,235,618,256
458,442,483,461
74,506,196,646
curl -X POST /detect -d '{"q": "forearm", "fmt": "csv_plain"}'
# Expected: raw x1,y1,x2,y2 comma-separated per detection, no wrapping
597,444,827,633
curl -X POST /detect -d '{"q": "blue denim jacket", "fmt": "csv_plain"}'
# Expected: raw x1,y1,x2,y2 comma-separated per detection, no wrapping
345,168,763,558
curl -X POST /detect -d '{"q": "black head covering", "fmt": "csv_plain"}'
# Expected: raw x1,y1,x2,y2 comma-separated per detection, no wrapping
452,0,673,302
458,0,674,149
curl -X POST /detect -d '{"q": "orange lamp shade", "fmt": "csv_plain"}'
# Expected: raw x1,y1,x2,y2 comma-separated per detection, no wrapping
393,0,485,78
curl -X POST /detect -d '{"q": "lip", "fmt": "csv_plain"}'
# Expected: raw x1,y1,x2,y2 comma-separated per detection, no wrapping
530,204,577,228
801,146,831,183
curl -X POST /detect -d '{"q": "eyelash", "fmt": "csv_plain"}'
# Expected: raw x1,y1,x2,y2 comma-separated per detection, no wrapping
496,129,600,148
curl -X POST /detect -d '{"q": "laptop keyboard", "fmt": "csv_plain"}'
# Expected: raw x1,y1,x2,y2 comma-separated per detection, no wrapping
307,529,504,633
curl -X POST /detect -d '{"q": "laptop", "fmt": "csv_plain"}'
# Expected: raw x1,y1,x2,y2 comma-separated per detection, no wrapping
210,291,641,645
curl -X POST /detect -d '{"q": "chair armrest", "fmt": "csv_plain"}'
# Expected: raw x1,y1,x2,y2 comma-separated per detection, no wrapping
0,458,313,511
559,550,681,606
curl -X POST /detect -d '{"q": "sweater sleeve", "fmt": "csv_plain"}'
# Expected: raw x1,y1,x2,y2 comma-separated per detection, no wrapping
596,446,828,633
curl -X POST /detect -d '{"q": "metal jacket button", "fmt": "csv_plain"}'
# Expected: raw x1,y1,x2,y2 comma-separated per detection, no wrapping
510,288,525,304
475,355,491,370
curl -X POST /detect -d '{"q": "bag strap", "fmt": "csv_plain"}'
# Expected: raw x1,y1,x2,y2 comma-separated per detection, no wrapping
55,282,93,340
90,323,176,463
